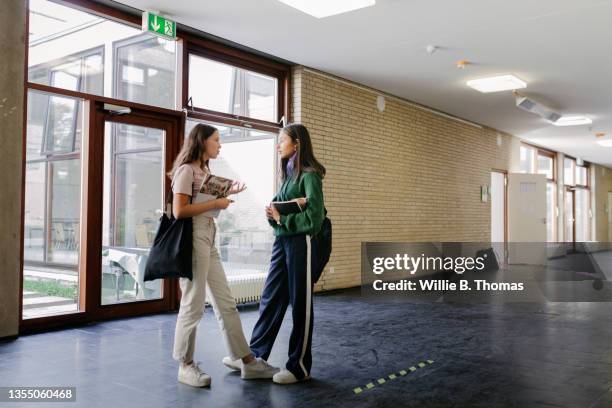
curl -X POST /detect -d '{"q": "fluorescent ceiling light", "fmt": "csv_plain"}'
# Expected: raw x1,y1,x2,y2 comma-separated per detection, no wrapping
467,75,527,93
553,116,592,126
597,139,612,147
277,0,375,18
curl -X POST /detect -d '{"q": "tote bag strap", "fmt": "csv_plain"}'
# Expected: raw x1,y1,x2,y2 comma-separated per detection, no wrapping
166,166,195,217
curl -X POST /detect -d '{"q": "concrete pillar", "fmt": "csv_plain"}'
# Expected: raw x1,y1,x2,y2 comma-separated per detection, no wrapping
0,0,26,338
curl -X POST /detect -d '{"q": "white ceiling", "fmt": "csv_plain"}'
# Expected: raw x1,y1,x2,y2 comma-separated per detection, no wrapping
116,0,612,167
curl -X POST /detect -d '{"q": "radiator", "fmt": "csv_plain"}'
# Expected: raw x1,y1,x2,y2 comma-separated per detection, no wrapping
226,273,268,304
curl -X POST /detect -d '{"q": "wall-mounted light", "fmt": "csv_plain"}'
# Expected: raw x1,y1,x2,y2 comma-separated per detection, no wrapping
376,95,385,112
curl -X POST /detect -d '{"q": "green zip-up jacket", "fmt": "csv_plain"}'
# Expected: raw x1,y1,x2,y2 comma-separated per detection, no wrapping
269,171,325,237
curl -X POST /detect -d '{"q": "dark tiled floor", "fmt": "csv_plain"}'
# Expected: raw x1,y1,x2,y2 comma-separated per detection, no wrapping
2,288,612,408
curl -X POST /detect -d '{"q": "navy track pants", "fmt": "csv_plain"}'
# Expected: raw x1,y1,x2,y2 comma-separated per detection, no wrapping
250,234,322,379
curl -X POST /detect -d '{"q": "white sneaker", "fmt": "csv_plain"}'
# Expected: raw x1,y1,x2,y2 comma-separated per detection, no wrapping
241,358,280,380
178,362,211,387
222,356,241,371
272,369,310,384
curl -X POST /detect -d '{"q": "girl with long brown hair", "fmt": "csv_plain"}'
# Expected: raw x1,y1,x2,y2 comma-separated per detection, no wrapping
170,123,279,387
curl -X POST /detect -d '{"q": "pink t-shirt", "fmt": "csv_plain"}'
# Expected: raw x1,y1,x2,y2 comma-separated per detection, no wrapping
171,163,208,198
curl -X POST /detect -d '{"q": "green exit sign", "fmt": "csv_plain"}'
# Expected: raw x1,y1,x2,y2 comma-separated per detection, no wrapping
142,11,176,40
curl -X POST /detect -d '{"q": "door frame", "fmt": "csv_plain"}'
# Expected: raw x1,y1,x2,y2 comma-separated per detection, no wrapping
83,102,182,320
20,85,184,334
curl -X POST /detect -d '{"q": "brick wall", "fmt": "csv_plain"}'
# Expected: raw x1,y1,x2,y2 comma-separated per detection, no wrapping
291,66,518,291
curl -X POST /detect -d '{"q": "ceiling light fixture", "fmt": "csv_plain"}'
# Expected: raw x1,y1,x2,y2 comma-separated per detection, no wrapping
597,139,612,147
552,116,593,127
467,75,527,93
277,0,375,18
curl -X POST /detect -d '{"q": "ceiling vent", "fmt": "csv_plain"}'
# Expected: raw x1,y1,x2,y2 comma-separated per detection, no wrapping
514,93,561,123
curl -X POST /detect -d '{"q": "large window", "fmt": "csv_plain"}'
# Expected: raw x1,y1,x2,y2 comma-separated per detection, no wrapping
537,151,556,243
29,0,176,109
23,89,85,318
185,120,277,277
564,158,575,186
23,0,288,326
24,0,177,319
24,43,103,318
564,157,591,242
187,53,281,124
519,145,536,173
184,45,288,280
114,35,177,109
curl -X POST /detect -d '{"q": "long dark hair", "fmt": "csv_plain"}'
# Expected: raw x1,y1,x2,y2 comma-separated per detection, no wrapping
168,123,217,178
280,123,326,182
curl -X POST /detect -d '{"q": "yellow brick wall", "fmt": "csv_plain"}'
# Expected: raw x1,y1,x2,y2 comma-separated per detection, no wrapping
291,66,518,291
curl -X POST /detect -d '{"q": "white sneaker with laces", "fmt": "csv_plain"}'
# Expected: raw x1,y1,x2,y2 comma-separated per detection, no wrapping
178,362,211,387
272,369,310,384
241,358,280,380
222,356,241,371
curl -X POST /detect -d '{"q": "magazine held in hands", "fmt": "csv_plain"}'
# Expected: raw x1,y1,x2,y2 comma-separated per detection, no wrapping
193,174,235,218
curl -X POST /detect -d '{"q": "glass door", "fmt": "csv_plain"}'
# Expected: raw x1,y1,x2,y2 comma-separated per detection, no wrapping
100,121,166,305
85,104,180,320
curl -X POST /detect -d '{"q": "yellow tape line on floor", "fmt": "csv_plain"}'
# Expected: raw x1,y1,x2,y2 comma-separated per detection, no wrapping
353,359,435,395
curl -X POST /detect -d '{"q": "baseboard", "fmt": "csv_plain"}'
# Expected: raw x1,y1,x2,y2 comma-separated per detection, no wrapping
0,333,19,343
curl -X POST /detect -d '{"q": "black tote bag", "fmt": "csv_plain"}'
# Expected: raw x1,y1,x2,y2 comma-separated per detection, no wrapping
144,191,193,282
313,212,332,284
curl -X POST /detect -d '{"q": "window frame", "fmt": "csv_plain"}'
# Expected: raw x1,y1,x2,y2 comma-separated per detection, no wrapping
112,33,178,110
519,143,536,174
107,122,164,248
575,164,589,188
521,142,557,181
183,40,290,132
21,0,291,333
564,157,576,186
29,45,105,156
536,149,556,182
563,155,591,242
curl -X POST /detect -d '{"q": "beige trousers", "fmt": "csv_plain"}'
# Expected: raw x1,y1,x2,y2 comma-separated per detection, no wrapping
172,214,251,362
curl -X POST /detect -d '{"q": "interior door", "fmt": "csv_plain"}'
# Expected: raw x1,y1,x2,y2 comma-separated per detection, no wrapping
507,173,547,264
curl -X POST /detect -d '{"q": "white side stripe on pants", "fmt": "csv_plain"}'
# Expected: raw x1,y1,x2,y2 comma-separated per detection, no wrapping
298,235,312,377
